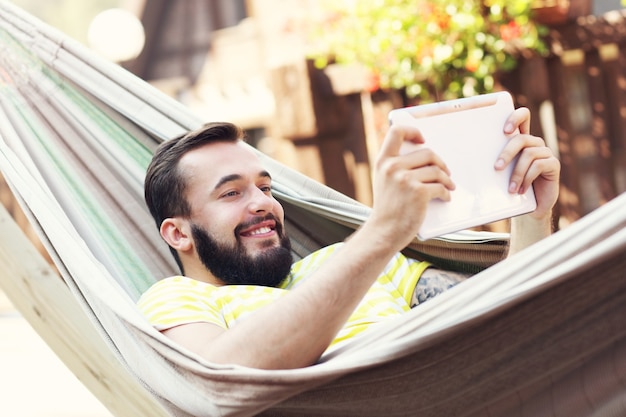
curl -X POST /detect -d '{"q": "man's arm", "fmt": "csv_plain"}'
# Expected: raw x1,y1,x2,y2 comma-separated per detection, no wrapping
507,213,553,257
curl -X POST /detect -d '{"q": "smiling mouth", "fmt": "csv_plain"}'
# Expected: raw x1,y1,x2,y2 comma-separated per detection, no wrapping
244,226,272,236
238,219,277,238
236,213,282,240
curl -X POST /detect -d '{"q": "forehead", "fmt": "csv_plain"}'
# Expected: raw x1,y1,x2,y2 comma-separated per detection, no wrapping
179,141,266,187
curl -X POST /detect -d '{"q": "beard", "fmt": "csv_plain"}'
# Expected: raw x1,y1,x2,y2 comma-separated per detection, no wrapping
191,214,293,287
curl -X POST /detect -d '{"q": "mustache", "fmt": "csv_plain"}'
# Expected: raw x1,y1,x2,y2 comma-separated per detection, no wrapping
234,213,284,236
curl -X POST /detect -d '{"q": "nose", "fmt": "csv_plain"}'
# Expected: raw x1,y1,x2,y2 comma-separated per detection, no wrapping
247,186,273,213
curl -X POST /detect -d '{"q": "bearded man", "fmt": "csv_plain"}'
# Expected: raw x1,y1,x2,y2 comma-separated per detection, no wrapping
139,116,560,370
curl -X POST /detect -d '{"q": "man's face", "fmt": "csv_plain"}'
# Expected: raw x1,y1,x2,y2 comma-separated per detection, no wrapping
180,141,292,286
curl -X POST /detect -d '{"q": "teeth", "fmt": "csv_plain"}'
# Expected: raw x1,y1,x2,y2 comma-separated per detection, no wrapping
249,226,271,236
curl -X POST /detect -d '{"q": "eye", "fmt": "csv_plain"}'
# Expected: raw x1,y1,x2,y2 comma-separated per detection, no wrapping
221,190,240,199
259,184,272,194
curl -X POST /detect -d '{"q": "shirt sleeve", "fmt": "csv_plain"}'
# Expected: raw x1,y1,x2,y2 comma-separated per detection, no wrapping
137,276,226,331
382,253,431,306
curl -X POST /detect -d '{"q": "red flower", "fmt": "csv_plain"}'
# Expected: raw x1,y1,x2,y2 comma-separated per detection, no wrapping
365,70,380,92
465,57,479,73
499,21,521,42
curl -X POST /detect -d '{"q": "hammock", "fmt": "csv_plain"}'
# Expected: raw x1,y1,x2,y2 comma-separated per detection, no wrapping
0,2,625,416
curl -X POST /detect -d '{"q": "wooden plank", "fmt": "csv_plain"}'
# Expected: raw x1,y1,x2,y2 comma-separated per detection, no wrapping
602,43,626,194
0,204,170,417
532,0,570,25
501,56,549,136
546,55,583,225
269,60,352,139
567,0,593,19
269,61,318,139
532,0,592,25
584,48,617,205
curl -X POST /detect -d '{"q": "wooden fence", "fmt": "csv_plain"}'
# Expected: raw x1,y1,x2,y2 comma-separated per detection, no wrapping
260,4,626,230
502,8,626,227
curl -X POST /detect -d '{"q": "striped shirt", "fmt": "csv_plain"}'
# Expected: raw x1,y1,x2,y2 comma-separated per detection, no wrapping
137,243,430,351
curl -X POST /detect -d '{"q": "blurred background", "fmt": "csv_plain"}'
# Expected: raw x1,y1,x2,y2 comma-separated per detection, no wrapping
1,0,625,415
10,0,626,227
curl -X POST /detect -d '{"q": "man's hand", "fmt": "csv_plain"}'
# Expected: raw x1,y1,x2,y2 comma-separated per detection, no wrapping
496,107,561,254
496,107,560,219
369,125,456,251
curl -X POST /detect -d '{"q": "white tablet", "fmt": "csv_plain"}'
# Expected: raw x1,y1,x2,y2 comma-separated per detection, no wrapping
388,91,536,240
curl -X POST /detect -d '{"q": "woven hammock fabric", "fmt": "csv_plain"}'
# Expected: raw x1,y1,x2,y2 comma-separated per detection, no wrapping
0,2,625,416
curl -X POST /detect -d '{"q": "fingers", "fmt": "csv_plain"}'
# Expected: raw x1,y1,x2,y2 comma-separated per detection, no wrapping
495,133,558,194
395,161,456,201
377,124,454,191
504,107,531,135
495,133,544,170
374,125,456,215
378,125,425,160
395,143,452,175
378,125,449,172
510,146,555,195
377,145,454,191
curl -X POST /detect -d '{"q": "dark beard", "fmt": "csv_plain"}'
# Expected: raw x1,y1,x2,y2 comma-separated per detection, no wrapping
191,215,293,287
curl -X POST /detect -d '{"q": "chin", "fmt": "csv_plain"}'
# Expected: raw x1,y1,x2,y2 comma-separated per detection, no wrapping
253,238,281,253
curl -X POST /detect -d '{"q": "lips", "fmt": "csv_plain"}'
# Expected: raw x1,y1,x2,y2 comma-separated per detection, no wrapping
238,220,276,237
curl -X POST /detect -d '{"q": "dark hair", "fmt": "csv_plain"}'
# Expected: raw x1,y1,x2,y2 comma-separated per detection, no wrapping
144,121,244,271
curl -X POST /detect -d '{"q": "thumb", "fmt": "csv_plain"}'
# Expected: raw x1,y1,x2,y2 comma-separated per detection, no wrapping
378,125,425,159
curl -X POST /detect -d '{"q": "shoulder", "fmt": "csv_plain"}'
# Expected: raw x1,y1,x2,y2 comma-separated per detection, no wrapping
139,275,213,299
137,276,225,331
137,276,217,312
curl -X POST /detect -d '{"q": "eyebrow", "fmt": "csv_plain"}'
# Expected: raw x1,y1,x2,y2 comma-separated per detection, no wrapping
213,170,272,191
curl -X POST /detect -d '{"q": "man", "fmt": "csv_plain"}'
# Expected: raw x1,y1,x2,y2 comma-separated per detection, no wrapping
138,108,560,369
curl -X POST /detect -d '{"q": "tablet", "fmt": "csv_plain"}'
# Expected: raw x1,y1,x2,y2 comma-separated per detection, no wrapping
388,91,536,240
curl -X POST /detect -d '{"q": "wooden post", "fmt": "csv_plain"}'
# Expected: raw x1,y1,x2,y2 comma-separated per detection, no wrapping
584,48,618,206
545,54,583,226
601,43,626,195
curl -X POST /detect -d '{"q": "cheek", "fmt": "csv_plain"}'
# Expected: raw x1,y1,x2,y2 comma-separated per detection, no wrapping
196,208,238,239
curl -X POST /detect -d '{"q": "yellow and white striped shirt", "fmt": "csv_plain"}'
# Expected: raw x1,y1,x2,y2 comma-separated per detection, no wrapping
137,243,429,350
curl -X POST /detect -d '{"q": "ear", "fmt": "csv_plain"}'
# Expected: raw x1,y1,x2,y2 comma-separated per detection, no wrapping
160,218,193,252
